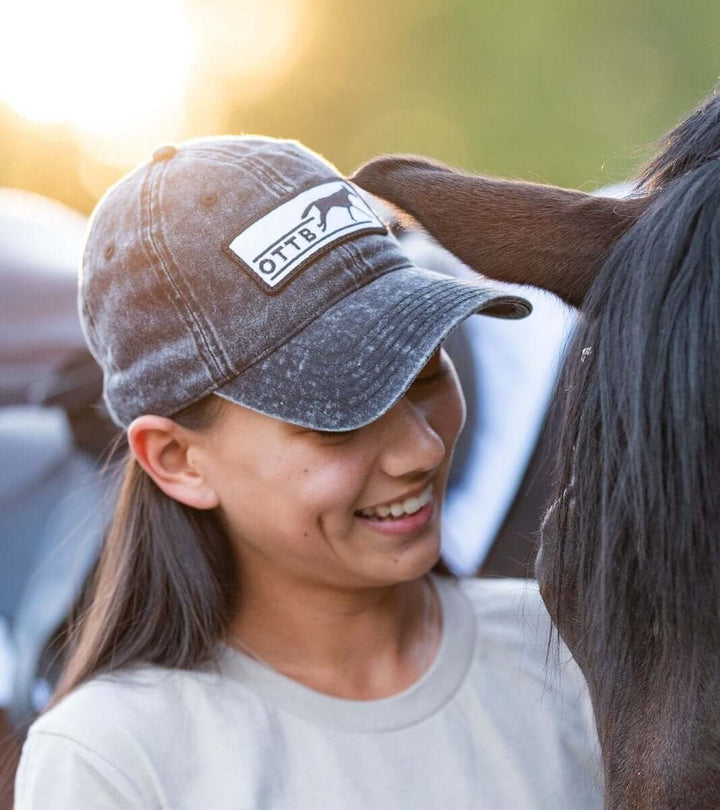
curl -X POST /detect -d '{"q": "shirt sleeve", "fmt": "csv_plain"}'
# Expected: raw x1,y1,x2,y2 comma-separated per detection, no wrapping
15,730,149,810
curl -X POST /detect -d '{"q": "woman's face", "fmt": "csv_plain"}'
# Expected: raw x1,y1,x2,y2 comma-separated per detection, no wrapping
198,348,465,588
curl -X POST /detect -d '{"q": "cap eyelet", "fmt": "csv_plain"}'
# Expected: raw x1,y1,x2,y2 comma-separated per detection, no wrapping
152,144,178,163
104,243,115,260
201,192,218,208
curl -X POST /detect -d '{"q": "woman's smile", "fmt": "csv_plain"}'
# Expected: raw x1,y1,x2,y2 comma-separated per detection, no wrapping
355,497,435,536
354,482,435,536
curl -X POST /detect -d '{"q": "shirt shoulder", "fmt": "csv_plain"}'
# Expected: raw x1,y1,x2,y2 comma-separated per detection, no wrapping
29,662,213,740
457,576,552,642
19,658,261,808
455,576,593,719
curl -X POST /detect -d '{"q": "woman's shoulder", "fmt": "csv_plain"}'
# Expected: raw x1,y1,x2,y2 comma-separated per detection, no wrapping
447,575,550,635
449,575,593,716
453,575,563,658
18,656,262,807
445,575,585,689
26,653,258,762
33,661,212,732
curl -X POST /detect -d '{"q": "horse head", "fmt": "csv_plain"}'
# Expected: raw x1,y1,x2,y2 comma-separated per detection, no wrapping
352,87,720,808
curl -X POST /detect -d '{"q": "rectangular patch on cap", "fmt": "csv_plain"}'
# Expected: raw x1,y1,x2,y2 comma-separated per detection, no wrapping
226,180,387,292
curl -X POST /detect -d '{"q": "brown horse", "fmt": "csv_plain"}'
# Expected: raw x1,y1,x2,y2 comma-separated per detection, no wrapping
353,87,720,808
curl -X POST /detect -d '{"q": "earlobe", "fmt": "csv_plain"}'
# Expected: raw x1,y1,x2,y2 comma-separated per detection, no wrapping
127,415,220,510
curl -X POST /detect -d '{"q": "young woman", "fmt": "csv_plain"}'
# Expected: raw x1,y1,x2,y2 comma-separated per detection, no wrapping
14,136,602,808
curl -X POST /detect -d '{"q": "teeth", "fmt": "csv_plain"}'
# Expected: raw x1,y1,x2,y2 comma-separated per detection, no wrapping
403,496,422,515
358,484,433,520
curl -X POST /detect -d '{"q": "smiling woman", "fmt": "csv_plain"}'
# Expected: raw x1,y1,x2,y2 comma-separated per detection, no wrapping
14,136,602,809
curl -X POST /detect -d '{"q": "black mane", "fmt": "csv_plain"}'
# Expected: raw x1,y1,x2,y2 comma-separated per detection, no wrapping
543,88,720,805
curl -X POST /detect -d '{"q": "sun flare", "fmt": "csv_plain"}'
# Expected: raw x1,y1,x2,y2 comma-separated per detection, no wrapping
0,0,190,137
0,0,303,166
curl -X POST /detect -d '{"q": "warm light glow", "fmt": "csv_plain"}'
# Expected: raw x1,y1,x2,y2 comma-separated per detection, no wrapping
186,0,304,104
0,0,190,137
0,0,304,166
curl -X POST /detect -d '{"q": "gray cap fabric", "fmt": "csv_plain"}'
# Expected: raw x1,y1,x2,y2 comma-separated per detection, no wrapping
80,136,531,430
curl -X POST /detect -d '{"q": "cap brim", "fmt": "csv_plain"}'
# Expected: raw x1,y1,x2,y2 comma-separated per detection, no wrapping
215,266,531,431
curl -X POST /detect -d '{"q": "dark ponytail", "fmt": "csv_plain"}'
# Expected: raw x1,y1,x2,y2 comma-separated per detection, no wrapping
52,395,237,706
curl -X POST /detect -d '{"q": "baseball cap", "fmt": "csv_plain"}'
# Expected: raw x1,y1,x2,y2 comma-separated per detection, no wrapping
80,136,531,430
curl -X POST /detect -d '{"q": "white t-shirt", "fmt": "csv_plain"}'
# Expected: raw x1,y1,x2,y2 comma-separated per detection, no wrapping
15,577,603,809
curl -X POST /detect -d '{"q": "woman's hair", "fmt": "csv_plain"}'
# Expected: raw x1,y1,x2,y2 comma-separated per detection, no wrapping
543,88,720,772
51,394,237,706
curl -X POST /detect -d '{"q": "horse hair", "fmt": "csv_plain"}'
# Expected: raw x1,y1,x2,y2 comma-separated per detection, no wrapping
543,88,720,806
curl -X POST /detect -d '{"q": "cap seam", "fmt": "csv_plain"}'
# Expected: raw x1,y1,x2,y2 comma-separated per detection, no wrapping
246,154,297,194
173,149,292,198
348,288,482,404
280,278,478,387
138,159,227,384
150,161,230,381
204,141,326,194
341,239,378,280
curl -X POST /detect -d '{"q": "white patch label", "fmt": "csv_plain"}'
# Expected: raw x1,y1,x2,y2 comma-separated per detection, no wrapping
227,180,386,291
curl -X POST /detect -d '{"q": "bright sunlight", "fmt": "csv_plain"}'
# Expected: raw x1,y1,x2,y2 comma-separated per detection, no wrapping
0,0,303,165
0,0,190,134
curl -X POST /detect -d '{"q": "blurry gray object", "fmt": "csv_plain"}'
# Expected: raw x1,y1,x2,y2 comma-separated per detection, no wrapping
1,406,109,728
0,190,113,731
0,189,88,404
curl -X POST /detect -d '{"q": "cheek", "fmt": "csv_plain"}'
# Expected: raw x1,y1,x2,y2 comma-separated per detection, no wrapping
218,444,371,544
294,454,371,532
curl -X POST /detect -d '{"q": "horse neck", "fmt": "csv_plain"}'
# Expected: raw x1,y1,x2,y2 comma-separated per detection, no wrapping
596,676,720,809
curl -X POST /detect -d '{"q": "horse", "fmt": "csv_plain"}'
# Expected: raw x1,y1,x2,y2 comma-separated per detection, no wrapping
352,86,720,808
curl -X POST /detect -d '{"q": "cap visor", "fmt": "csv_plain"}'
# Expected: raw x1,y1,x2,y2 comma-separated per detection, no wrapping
215,266,531,431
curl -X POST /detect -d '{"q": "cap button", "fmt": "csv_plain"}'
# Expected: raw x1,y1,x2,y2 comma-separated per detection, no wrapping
152,144,178,163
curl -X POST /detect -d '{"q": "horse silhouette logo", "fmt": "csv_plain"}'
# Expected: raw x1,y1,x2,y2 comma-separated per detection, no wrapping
301,185,369,232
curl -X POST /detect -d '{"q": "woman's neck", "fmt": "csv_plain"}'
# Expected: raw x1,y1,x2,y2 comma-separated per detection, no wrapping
224,566,441,700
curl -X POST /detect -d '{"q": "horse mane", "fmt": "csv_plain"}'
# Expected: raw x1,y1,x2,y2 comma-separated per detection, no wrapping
543,87,720,804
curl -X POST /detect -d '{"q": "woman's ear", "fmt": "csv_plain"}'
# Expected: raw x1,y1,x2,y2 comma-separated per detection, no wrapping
127,415,220,510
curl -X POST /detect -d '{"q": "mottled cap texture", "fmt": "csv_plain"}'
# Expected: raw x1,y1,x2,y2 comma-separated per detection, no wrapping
80,136,531,430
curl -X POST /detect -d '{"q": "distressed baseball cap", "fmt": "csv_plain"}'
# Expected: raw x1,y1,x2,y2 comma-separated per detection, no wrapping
80,136,531,430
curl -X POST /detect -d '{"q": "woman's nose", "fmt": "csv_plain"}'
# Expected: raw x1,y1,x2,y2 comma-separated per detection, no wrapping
378,395,446,479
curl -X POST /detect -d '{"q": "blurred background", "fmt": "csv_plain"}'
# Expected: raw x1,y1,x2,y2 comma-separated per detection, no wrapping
2,0,720,212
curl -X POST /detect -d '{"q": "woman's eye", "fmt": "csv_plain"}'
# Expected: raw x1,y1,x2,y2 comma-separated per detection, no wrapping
312,428,357,439
412,367,450,387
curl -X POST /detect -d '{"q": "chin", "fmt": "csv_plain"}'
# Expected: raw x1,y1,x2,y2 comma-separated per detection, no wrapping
371,531,442,586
